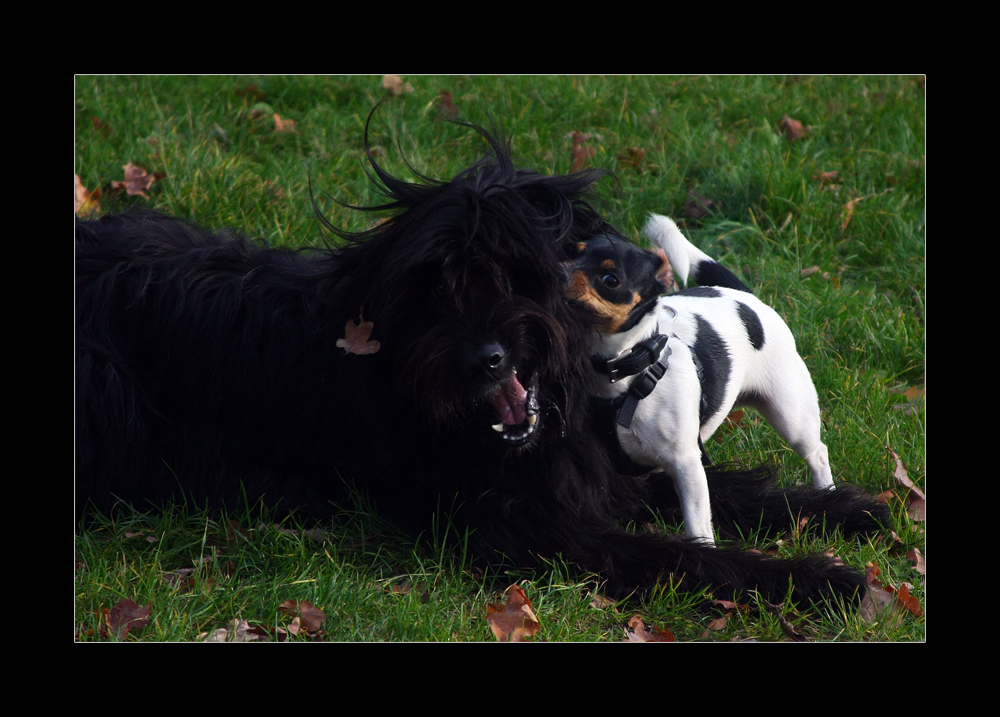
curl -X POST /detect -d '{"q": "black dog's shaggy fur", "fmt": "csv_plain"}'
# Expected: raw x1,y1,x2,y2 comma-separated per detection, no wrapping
76,122,886,605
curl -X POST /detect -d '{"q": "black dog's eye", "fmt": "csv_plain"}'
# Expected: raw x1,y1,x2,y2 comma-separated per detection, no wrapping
601,274,621,289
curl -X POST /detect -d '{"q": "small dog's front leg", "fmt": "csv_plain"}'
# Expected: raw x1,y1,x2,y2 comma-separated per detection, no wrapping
802,444,835,490
667,458,716,544
620,414,716,543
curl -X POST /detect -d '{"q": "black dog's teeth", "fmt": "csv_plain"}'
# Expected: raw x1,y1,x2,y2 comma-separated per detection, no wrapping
491,387,539,443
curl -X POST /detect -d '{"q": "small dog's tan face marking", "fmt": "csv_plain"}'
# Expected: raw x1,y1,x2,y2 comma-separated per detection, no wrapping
567,269,641,333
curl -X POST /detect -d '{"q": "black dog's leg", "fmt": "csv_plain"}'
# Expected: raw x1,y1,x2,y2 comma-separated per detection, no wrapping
465,496,866,605
704,466,889,539
570,526,866,605
644,464,888,540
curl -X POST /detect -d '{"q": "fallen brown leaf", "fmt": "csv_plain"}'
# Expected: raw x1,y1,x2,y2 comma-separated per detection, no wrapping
906,498,925,522
588,593,618,611
625,614,675,642
705,616,728,632
906,548,925,576
337,311,381,355
859,563,923,624
436,90,457,119
277,599,326,634
891,385,925,415
617,147,646,170
200,619,268,642
841,189,893,231
382,75,413,97
762,601,806,642
811,170,840,187
109,163,162,199
684,188,720,219
885,445,925,514
569,130,597,173
90,116,112,137
778,113,809,140
273,114,297,133
75,175,102,216
235,83,267,102
387,578,430,604
874,490,895,505
485,584,540,642
103,598,151,640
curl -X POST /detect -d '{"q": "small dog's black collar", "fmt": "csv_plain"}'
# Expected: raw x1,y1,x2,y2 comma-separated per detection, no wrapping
592,333,671,431
594,333,669,383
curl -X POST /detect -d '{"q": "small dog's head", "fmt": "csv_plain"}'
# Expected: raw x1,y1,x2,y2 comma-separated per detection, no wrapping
566,234,670,334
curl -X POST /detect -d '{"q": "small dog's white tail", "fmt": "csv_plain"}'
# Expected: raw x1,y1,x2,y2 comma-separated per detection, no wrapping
643,214,751,293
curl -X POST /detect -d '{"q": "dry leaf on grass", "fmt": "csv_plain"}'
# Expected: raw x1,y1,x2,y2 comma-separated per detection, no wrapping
436,90,457,120
762,601,806,642
277,599,326,634
841,188,893,230
777,113,809,140
87,598,151,640
109,162,163,199
617,147,646,170
567,130,599,173
382,75,413,97
75,175,101,216
811,170,840,187
859,563,923,624
485,584,540,641
273,114,297,133
684,188,720,219
200,619,268,642
625,615,674,642
885,444,925,521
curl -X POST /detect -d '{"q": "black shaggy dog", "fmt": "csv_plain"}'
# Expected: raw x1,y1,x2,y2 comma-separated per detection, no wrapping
76,120,886,605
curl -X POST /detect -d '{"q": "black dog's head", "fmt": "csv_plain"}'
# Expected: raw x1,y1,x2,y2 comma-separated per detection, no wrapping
323,122,616,451
566,234,670,334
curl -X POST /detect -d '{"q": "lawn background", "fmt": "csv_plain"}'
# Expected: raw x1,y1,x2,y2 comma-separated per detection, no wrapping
75,75,925,641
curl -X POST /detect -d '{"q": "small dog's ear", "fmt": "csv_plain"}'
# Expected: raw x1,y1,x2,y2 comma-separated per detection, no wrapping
653,248,675,291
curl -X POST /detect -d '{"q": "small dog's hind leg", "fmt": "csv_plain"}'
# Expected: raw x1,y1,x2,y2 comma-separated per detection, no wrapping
752,375,835,490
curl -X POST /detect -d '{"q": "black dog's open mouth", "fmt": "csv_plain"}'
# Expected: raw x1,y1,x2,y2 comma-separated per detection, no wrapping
487,369,540,445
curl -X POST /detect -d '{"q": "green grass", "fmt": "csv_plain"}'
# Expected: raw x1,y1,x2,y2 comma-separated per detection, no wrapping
75,75,925,641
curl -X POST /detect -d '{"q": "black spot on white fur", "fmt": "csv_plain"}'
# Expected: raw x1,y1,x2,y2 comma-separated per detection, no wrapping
736,301,765,351
690,314,730,426
677,286,721,299
689,255,752,293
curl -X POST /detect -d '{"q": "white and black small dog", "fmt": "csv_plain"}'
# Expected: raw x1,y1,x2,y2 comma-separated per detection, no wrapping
568,214,834,545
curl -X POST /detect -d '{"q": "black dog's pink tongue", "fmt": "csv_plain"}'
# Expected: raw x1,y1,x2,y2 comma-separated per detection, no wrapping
489,374,528,426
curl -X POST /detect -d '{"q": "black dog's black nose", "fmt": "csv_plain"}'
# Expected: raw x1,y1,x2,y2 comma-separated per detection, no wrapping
476,342,508,375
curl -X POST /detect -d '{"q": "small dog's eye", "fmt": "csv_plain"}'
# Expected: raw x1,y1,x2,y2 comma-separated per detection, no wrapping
601,274,620,289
